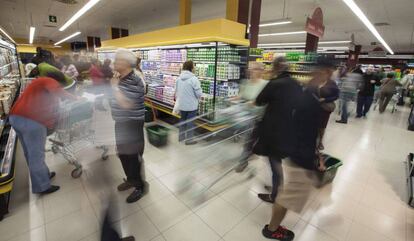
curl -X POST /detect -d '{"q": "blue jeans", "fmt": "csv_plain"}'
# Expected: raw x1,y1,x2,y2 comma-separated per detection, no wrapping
357,96,374,117
339,93,354,122
179,110,197,142
9,115,51,193
269,156,283,200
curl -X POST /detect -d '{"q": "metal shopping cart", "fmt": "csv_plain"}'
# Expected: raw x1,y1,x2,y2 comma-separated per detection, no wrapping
150,101,262,197
373,87,402,113
49,99,108,178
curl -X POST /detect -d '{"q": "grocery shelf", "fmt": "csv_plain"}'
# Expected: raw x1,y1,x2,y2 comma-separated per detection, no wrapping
144,98,228,132
289,61,316,64
288,70,313,74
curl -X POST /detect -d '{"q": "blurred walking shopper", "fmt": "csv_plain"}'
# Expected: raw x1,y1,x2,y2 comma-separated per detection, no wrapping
134,57,147,93
175,60,202,145
89,58,106,111
336,72,363,124
262,68,322,240
235,62,268,172
60,55,79,80
110,48,147,203
254,57,302,204
312,59,339,150
356,65,380,118
9,72,78,194
378,72,402,113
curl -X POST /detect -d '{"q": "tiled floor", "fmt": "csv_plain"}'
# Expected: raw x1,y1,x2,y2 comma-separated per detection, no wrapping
2,103,414,241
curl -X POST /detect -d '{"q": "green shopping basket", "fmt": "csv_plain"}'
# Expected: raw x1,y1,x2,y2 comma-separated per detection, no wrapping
146,125,169,147
316,154,343,187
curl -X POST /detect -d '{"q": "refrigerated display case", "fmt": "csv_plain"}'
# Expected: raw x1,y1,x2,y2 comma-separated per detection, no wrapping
97,18,250,131
0,36,21,221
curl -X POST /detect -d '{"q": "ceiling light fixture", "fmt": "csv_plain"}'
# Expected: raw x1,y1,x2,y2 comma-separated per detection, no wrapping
258,40,351,46
0,27,15,43
342,0,394,54
29,27,35,44
259,20,292,28
259,31,306,37
59,0,101,31
54,31,81,45
320,40,351,44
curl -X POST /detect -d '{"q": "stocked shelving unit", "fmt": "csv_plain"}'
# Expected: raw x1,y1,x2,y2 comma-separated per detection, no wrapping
0,37,21,221
254,50,317,83
98,18,249,131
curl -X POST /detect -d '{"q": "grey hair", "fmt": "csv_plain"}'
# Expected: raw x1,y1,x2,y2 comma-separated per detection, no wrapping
115,48,137,67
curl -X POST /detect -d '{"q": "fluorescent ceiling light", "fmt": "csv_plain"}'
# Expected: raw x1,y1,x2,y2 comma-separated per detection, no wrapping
259,42,305,46
29,27,35,44
259,20,292,27
59,0,101,31
319,46,349,50
54,31,81,45
261,45,306,49
259,31,306,37
0,27,15,43
320,40,351,44
342,0,393,54
258,40,351,46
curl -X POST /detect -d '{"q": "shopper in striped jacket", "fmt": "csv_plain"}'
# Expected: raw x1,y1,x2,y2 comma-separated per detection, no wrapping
110,48,147,204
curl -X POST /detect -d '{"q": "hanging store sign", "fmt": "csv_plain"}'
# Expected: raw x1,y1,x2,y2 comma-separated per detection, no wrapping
305,7,325,38
368,47,386,57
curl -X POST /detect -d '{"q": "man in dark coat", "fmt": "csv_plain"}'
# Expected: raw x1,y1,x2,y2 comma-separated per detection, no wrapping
254,57,302,203
258,57,325,241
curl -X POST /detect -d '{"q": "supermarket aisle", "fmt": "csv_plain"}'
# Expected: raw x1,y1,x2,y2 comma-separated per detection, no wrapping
1,104,413,241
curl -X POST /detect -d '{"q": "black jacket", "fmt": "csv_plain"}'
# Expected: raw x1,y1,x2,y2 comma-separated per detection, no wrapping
253,72,302,159
359,73,380,97
290,86,321,170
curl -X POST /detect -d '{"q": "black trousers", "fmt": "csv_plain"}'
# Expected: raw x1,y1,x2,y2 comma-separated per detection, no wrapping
115,120,145,189
101,211,121,241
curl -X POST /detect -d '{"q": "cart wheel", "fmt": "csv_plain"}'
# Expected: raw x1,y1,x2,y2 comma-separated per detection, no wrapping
102,155,109,161
71,168,82,178
51,146,59,154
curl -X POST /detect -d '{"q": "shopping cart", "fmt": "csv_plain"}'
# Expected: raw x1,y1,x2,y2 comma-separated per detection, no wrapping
49,99,108,178
152,101,263,196
373,87,402,113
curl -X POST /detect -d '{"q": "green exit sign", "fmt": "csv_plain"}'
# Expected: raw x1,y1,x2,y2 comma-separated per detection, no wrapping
49,15,57,23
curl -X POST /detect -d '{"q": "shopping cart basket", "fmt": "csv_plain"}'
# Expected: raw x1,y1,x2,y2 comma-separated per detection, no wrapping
49,99,108,178
156,101,263,196
373,87,401,113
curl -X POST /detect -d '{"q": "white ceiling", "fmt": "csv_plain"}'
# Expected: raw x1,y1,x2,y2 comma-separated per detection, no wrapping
0,0,413,53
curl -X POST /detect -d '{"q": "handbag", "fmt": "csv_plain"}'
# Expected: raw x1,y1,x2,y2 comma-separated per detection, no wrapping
320,102,336,112
318,86,336,112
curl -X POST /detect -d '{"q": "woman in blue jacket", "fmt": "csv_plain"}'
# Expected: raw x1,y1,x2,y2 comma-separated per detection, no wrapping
175,61,202,145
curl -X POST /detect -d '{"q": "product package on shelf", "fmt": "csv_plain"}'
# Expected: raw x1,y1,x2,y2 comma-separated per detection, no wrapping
199,94,214,116
289,63,314,72
161,49,187,62
195,63,215,78
161,62,182,75
143,71,163,84
291,74,313,83
142,61,159,71
163,75,177,87
218,47,241,62
216,63,240,80
187,48,216,62
162,86,175,106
